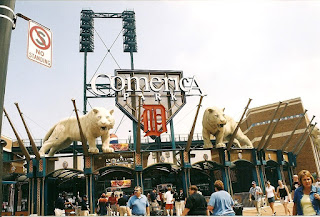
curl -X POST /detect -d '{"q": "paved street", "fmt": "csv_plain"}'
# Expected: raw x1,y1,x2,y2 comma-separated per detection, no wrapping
243,201,294,216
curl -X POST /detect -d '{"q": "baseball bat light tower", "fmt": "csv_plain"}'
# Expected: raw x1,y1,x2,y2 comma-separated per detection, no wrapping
80,9,138,147
80,10,138,213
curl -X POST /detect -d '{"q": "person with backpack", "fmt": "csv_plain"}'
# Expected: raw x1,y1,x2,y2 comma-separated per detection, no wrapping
249,181,263,216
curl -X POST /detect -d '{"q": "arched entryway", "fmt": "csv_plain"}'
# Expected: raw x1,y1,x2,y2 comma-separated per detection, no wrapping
265,160,280,188
94,166,136,198
45,169,85,216
190,161,223,196
142,163,181,193
231,160,255,193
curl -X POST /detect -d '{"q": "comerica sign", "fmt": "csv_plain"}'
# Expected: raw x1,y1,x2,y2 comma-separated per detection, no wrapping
90,70,202,101
89,70,202,127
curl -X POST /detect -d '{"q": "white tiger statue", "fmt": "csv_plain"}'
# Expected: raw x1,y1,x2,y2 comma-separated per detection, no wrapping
39,107,115,156
202,106,253,149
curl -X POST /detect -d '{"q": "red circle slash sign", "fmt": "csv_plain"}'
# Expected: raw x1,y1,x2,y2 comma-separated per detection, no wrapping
30,26,51,50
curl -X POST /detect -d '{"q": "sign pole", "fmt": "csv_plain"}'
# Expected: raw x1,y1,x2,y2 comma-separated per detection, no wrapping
83,51,87,114
0,0,16,212
130,50,138,150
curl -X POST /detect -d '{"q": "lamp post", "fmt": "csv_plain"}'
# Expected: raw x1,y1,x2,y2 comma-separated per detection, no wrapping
0,0,16,212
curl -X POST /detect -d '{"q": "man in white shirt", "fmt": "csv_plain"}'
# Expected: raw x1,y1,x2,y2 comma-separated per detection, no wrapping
164,186,174,216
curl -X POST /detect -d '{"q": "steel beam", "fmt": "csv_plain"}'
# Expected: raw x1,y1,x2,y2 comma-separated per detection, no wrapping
257,102,282,150
93,13,122,18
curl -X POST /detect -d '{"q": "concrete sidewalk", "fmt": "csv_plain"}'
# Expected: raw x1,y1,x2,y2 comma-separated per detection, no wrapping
243,201,294,216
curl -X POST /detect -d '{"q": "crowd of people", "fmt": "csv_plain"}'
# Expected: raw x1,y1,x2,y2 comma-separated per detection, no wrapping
249,170,320,216
54,170,320,216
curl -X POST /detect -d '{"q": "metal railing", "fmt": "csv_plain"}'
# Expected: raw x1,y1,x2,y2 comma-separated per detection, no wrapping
17,133,204,147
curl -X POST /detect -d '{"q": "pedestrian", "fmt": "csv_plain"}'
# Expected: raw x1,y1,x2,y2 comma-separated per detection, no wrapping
54,191,72,216
108,192,118,215
164,186,174,216
174,189,186,216
126,186,150,216
80,195,89,216
117,193,128,216
181,185,208,216
276,180,291,216
291,174,299,200
265,180,276,216
149,188,158,211
249,181,263,216
75,192,82,216
156,190,162,209
293,170,320,215
208,180,235,216
97,193,108,216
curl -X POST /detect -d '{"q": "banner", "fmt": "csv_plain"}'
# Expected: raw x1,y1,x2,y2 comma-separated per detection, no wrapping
111,180,131,188
110,143,129,151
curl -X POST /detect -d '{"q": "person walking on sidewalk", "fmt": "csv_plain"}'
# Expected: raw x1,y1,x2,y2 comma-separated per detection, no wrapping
174,189,186,216
291,174,299,200
249,181,263,216
181,185,208,216
164,186,174,216
265,181,276,216
127,186,150,216
97,193,108,216
276,180,291,216
208,180,235,216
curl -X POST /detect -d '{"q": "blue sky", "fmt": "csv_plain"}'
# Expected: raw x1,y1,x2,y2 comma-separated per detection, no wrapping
2,1,320,142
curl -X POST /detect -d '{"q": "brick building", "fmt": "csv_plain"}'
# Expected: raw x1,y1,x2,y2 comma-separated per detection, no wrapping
240,97,320,175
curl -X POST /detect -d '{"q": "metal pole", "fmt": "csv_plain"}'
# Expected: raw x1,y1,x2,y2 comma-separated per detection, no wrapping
227,98,252,150
83,51,87,114
185,95,204,152
130,51,137,150
262,103,288,150
280,110,307,151
295,123,317,155
3,108,31,161
15,102,41,160
291,115,315,153
0,0,16,211
72,99,89,156
257,102,282,150
136,96,141,154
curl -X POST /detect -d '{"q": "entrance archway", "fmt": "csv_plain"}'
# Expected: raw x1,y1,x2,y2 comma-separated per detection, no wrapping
143,163,180,193
94,166,136,200
265,160,280,188
231,160,255,193
45,169,85,216
191,161,223,196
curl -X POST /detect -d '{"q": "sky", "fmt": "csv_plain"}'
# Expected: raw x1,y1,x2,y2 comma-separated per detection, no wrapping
2,0,320,144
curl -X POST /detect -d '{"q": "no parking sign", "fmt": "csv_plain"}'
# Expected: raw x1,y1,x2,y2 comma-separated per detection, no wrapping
27,20,52,68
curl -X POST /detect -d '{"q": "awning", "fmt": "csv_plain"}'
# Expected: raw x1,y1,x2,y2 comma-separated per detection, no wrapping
47,169,84,180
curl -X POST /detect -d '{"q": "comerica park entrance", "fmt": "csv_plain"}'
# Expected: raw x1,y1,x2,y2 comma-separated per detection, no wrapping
4,144,298,215
1,8,306,217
